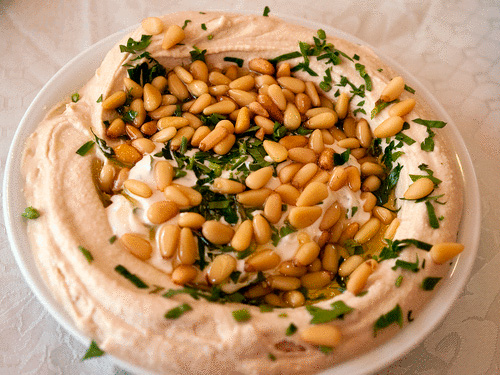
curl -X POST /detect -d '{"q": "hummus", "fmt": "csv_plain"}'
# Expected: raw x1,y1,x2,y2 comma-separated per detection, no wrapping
21,11,464,375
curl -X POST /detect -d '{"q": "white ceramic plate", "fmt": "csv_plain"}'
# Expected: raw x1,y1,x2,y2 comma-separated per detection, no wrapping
3,12,480,375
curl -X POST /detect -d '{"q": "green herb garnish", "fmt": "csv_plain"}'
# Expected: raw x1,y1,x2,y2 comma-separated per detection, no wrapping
223,56,244,67
114,265,148,289
373,304,403,336
190,46,207,62
182,19,191,29
371,99,398,119
404,84,415,94
413,118,447,152
78,246,93,264
96,94,103,103
201,23,207,30
232,309,251,322
268,353,277,361
306,301,353,324
355,63,372,91
22,206,40,219
319,346,333,354
71,93,80,102
260,304,274,312
392,256,419,272
119,35,152,54
263,6,270,16
374,239,432,262
165,303,192,319
109,235,117,244
421,277,442,291
76,141,95,156
82,340,105,361
286,323,298,336
395,275,403,287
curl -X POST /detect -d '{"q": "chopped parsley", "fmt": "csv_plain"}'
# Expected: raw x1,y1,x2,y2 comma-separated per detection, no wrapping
76,140,95,156
425,200,440,228
268,353,277,361
374,163,402,206
319,67,333,92
119,35,152,54
190,46,207,62
373,304,403,337
108,235,117,244
182,19,191,29
114,265,148,289
208,34,214,40
286,323,298,336
260,304,274,312
371,99,398,119
232,309,251,322
409,163,442,186
263,6,270,16
165,303,192,319
374,239,432,262
404,84,415,94
333,149,351,165
395,275,403,287
223,56,244,67
82,340,105,361
421,277,442,291
413,118,447,152
149,285,165,294
201,23,207,31
392,256,419,273
306,301,353,324
22,206,40,219
319,346,334,354
271,222,297,246
268,51,302,65
278,313,288,318
163,285,246,304
78,246,93,264
71,93,80,102
96,94,103,103
355,63,372,91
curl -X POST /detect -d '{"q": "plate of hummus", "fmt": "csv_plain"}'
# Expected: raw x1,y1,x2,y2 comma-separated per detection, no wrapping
3,10,480,375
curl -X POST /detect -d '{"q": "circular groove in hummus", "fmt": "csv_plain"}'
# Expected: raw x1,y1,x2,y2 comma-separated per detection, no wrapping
21,11,464,374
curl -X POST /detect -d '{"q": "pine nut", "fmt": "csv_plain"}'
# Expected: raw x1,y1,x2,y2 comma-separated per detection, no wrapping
171,265,197,285
231,220,253,252
274,184,300,205
246,166,273,190
306,107,335,118
188,93,211,114
213,134,236,155
202,220,234,244
248,58,275,75
245,249,281,272
174,184,202,206
389,98,416,117
362,175,381,192
143,83,162,112
264,193,282,224
229,75,255,91
106,118,125,138
123,77,143,99
215,119,235,134
345,166,361,192
254,115,275,133
301,271,331,289
187,80,209,97
308,169,331,186
320,96,334,109
276,62,291,78
178,227,197,265
306,112,337,129
384,217,400,240
164,185,191,207
337,137,360,149
263,140,288,162
341,117,355,138
257,94,284,122
178,212,205,229
288,206,322,228
304,81,320,107
224,65,239,80
131,138,155,154
191,126,211,147
296,182,328,206
235,106,251,133
283,102,301,130
151,127,177,143
162,25,185,50
404,177,435,199
322,244,339,273
227,89,257,107
373,206,394,224
125,125,143,140
208,84,229,96
211,177,246,194
173,66,193,84
266,84,287,111
182,99,195,112
321,129,335,145
278,76,306,93
252,214,271,245
199,126,228,151
157,224,180,258
182,112,203,129
190,60,209,82
309,258,323,272
309,129,324,154
113,167,130,191
279,261,307,277
335,92,350,119
236,188,272,206
99,164,115,193
120,233,152,260
317,148,334,171
288,148,317,164
209,71,232,86
354,218,381,244
300,325,341,347
374,116,404,138
294,241,321,266
102,91,126,110
297,232,311,244
245,284,272,298
114,144,142,165
339,222,359,244
203,100,237,115
338,255,364,277
283,290,305,307
123,179,152,198
330,127,347,141
330,221,344,244
292,163,318,188
264,293,286,307
162,94,178,105
430,242,465,264
360,162,384,176
207,254,237,285
356,119,373,148
170,126,195,150
381,76,405,102
168,73,190,101
152,76,168,93
149,105,177,120
279,135,308,150
361,192,377,212
141,17,163,35
346,260,377,295
267,275,301,291
147,201,179,224
329,166,347,190
319,202,342,230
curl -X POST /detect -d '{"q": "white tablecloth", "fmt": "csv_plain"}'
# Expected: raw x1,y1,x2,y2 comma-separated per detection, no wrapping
1,0,499,374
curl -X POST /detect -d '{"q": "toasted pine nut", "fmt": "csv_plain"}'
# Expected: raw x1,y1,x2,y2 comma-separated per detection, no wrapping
177,212,205,229
292,163,318,188
337,137,360,149
301,271,331,289
207,254,237,285
374,116,404,138
279,261,307,277
99,164,115,193
102,91,126,110
306,112,337,129
264,193,282,224
151,127,177,143
245,249,281,272
249,58,275,75
360,162,384,176
288,206,322,228
373,206,394,224
274,184,300,205
171,265,197,285
235,106,251,133
361,192,377,212
148,104,176,120
304,81,321,107
283,102,301,130
338,255,364,277
188,93,211,114
317,148,334,171
229,75,255,91
173,184,202,206
170,126,195,149
351,148,367,160
404,177,435,199
354,218,381,244
178,227,197,265
174,66,194,84
389,98,416,117
339,222,359,244
267,275,301,291
254,115,275,134
131,138,155,154
430,242,465,264
162,94,178,105
112,167,129,191
236,188,272,206
264,293,287,307
231,220,253,251
276,62,291,78
162,24,185,50
306,107,335,118
143,83,162,112
294,241,321,266
335,92,350,119
120,233,152,260
211,177,246,194
189,60,209,82
208,84,229,96
263,140,288,162
347,260,378,294
321,129,335,145
356,119,373,148
279,163,302,184
300,325,341,347
246,166,273,190
123,77,143,99
288,148,317,164
319,202,342,230
297,232,311,244
279,135,308,150
278,76,306,93
308,129,324,154
266,84,287,111
213,134,236,155
209,71,232,86
199,126,228,151
329,166,347,190
345,166,361,192
307,169,331,186
163,185,190,207
114,144,142,165
157,224,180,258
245,284,272,298
202,220,234,244
141,17,163,34
203,100,237,115
125,125,143,140
181,112,203,129
381,76,405,102
342,117,356,138
283,290,305,307
255,74,277,88
106,118,125,138
362,175,381,192
227,89,256,107
147,200,179,224
151,76,168,93
296,182,328,206
253,214,272,245
330,128,347,142
191,126,211,147
322,244,339,273
384,217,400,240
168,73,190,101
123,179,152,198
187,80,209,97
257,94,284,122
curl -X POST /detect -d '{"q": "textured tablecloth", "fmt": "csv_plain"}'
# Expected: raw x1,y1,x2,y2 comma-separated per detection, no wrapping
1,0,499,374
